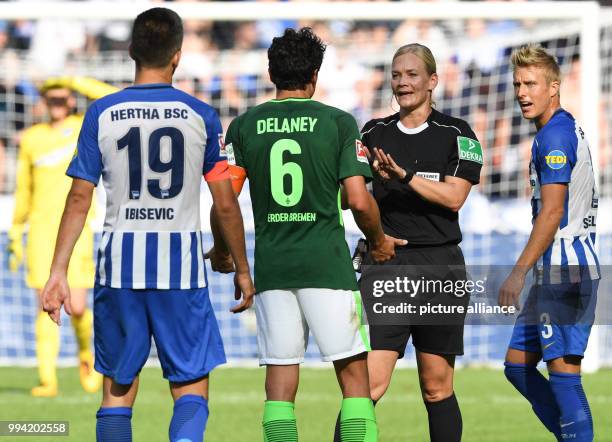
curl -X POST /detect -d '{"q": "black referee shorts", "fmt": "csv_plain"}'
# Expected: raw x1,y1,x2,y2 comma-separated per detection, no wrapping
361,244,469,358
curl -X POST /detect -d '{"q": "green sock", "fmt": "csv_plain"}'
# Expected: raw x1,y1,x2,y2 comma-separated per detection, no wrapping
340,397,378,442
263,401,297,442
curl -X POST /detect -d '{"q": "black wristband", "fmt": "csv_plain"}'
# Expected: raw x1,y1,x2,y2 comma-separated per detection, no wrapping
399,168,415,185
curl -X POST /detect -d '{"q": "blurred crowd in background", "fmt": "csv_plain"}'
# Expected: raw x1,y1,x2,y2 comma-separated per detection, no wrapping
0,0,610,198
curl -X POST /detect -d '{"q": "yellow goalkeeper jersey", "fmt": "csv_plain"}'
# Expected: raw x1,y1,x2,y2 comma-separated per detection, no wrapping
10,78,118,288
12,115,95,288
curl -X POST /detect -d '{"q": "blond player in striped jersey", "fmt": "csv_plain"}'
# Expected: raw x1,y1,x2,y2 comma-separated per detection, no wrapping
499,45,599,442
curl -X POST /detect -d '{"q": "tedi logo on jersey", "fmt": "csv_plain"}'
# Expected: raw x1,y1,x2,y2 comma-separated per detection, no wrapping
545,150,567,170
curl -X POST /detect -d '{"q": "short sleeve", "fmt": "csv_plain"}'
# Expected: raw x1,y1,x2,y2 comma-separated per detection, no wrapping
338,113,372,182
446,120,482,184
66,104,102,185
536,129,576,185
224,116,246,169
360,120,374,153
202,108,229,182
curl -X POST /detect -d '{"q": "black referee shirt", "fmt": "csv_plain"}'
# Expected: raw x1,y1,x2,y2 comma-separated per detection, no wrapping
361,108,482,246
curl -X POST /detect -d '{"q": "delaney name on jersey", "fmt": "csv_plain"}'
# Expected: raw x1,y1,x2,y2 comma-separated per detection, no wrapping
257,117,318,134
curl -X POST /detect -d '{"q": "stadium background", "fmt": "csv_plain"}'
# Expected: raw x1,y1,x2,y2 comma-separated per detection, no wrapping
0,0,611,372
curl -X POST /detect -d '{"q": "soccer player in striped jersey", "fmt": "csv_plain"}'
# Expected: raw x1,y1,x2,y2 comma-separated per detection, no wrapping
499,45,599,442
40,8,254,442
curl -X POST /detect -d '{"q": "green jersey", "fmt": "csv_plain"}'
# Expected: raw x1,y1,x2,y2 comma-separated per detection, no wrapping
225,98,372,292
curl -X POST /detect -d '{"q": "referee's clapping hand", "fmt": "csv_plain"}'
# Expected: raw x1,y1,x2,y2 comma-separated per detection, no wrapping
372,147,407,181
370,234,407,263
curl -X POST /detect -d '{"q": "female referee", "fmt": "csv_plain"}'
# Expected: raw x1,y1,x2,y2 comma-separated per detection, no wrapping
335,44,483,442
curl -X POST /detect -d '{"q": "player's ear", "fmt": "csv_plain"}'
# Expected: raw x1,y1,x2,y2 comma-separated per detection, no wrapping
311,69,319,86
171,50,182,72
550,79,560,98
128,43,135,61
429,72,439,92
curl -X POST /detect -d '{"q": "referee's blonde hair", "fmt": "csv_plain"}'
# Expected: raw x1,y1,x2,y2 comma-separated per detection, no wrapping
392,43,437,107
393,43,437,76
511,44,561,84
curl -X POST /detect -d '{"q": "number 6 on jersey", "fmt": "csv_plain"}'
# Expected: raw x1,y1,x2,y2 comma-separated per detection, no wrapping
270,138,303,207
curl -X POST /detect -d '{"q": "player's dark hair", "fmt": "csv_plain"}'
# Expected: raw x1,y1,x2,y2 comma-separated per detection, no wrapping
268,28,326,91
130,7,183,68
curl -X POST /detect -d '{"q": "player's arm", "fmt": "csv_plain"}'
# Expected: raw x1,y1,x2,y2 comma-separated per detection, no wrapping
7,136,32,271
499,183,567,309
207,164,247,273
207,116,248,273
343,175,406,262
41,103,102,323
208,204,232,272
41,179,94,324
499,130,574,308
405,173,472,212
373,144,473,210
340,186,349,210
340,124,376,211
343,175,385,244
203,113,254,311
339,114,406,261
208,178,254,312
516,183,567,269
340,170,368,211
208,179,249,273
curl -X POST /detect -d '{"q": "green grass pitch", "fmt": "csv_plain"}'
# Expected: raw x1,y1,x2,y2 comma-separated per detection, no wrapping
1,367,611,441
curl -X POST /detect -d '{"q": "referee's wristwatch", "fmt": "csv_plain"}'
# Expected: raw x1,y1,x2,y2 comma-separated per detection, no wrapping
399,167,415,185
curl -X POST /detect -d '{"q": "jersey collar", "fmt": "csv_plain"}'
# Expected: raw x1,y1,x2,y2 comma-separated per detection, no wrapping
270,97,312,103
395,107,437,135
396,120,429,135
126,83,174,90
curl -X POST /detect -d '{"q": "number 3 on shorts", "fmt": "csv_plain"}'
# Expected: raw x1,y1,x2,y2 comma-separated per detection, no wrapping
540,312,553,339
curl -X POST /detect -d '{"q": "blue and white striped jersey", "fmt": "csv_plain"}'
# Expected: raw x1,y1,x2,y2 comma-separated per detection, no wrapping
530,109,599,284
67,83,229,289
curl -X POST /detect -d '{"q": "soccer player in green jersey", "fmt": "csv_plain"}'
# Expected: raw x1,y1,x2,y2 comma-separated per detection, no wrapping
210,28,405,442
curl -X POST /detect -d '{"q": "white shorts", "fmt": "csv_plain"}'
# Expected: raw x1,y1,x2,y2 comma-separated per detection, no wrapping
255,288,370,365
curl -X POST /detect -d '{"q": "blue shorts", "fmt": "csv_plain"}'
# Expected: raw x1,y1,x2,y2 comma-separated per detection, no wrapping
509,280,598,362
94,285,226,384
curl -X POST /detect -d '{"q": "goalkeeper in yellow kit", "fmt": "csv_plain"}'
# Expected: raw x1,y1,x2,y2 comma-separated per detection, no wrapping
8,77,117,397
